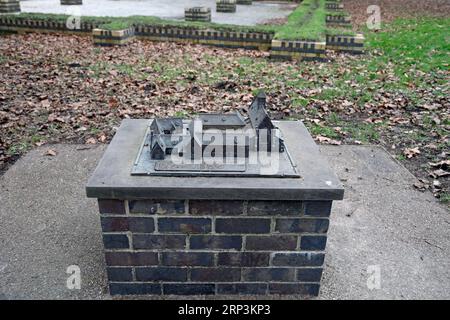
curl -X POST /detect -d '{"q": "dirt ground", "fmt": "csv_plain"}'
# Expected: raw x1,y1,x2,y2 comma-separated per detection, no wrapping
343,0,450,28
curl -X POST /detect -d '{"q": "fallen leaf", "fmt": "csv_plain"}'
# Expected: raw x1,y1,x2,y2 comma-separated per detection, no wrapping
403,147,420,159
430,169,450,178
44,149,57,156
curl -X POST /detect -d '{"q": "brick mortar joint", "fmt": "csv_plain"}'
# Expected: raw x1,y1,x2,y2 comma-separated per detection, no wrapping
104,249,327,253
100,214,330,220
104,232,328,236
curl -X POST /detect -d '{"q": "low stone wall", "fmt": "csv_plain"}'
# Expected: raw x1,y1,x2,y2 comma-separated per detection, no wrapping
98,198,332,296
0,0,20,14
0,17,93,34
0,17,364,58
134,25,273,51
325,14,351,27
93,27,135,46
270,39,326,61
326,33,364,54
0,18,273,50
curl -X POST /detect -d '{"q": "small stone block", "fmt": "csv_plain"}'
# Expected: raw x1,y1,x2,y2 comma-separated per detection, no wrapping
272,253,325,267
105,251,158,266
242,268,295,282
98,199,126,214
189,200,243,215
191,268,241,282
129,199,185,214
268,283,320,296
133,234,186,250
161,252,214,266
303,201,333,217
135,267,188,282
103,234,129,249
275,218,329,233
247,200,302,215
297,268,323,282
217,252,270,267
106,267,133,282
300,235,327,251
217,283,267,295
245,235,297,251
190,235,242,250
215,218,270,234
158,217,211,233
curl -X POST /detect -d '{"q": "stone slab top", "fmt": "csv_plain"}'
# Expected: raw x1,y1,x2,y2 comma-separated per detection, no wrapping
85,119,344,200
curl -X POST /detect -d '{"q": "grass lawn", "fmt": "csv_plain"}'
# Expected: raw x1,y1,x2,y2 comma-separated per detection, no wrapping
0,13,448,201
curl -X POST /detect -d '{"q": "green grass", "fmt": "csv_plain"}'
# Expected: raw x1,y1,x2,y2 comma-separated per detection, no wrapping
325,26,355,36
308,112,381,143
309,123,339,138
88,61,110,78
98,21,132,31
115,64,135,76
344,123,380,142
3,6,357,43
326,11,349,17
274,0,327,41
366,18,450,78
6,141,31,156
440,193,450,204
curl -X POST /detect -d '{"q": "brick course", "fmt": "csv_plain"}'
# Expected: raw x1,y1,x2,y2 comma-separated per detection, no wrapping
97,199,333,296
0,17,363,59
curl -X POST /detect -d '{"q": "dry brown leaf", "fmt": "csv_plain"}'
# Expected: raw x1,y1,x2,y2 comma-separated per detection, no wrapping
44,149,57,156
86,138,97,144
403,147,420,159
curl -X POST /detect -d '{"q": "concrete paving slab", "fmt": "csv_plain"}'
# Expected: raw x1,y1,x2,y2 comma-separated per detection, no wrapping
20,0,296,26
0,144,448,299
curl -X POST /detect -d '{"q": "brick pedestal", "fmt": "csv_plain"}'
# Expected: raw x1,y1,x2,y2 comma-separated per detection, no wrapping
87,119,344,296
0,0,20,14
98,198,332,295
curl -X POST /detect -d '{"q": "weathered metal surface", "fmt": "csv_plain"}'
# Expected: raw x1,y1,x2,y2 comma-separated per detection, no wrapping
198,113,246,130
131,120,299,177
143,92,294,176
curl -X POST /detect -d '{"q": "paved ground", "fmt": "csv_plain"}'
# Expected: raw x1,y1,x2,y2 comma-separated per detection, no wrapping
20,0,295,26
0,144,448,299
